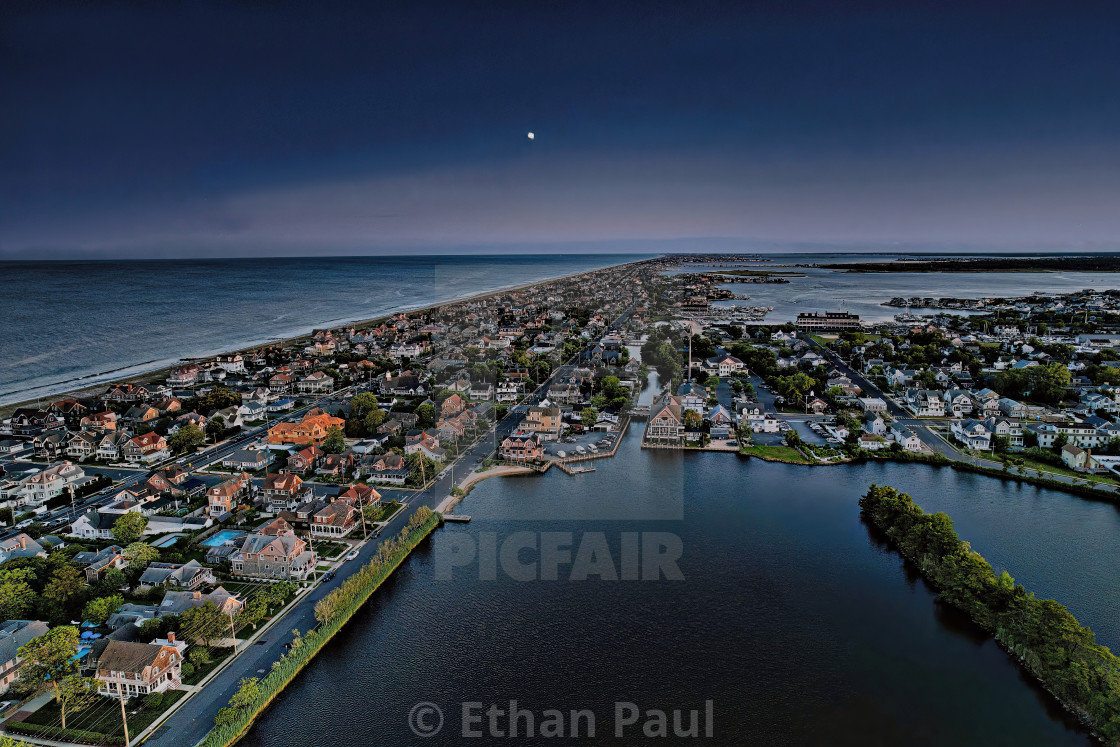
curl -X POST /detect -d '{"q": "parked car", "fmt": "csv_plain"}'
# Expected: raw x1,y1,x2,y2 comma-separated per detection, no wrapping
346,551,359,561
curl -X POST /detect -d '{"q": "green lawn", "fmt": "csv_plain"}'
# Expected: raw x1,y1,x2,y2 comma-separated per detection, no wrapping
183,646,234,685
18,688,186,741
741,444,815,464
362,500,403,525
1001,455,1120,485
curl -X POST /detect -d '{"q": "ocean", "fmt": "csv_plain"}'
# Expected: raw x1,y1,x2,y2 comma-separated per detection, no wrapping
0,254,643,407
5,252,1120,407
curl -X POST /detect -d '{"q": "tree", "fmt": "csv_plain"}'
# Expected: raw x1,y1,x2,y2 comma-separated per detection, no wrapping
206,414,226,443
580,407,599,428
124,542,159,571
182,602,227,647
0,569,37,621
18,626,87,728
415,403,436,428
82,594,123,625
682,409,703,429
1053,432,1069,451
40,565,86,624
168,423,205,454
112,512,149,545
321,425,346,455
349,392,380,420
228,677,261,710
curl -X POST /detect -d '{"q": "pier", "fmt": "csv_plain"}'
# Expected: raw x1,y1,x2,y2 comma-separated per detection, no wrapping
443,514,472,523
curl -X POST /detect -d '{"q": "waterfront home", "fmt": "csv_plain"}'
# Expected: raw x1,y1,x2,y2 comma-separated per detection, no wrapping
525,405,563,440
1061,444,1091,470
676,382,707,411
645,395,685,444
123,432,169,464
1025,421,1108,449
951,418,992,451
890,424,923,452
139,560,215,590
0,620,50,694
96,640,182,697
231,525,316,581
207,472,253,517
500,433,544,462
858,433,890,451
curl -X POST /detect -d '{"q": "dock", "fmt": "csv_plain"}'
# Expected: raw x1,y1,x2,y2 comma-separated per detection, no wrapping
443,514,472,523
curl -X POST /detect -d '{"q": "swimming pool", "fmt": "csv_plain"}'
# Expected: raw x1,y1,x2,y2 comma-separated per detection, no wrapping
202,529,245,547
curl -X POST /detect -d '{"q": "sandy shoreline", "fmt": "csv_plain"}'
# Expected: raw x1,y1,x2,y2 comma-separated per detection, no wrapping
1,257,652,417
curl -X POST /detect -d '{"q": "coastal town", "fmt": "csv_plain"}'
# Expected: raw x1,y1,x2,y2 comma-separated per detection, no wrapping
2,258,1120,743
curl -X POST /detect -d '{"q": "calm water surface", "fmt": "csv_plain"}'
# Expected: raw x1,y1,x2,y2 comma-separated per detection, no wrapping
243,433,1116,745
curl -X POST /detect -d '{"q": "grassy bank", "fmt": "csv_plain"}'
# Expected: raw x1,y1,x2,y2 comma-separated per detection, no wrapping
199,507,441,747
860,484,1120,743
740,444,815,465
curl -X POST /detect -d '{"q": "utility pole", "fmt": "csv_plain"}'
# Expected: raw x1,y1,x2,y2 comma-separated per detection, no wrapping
228,608,238,650
117,679,131,747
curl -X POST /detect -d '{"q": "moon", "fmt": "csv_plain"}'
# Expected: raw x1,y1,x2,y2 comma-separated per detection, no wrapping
527,132,535,140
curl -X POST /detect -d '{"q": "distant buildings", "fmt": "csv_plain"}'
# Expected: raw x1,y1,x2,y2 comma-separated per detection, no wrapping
795,312,862,331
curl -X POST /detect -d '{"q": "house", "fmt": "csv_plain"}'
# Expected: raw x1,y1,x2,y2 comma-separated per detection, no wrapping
286,445,324,472
231,525,316,580
20,461,85,505
65,431,100,461
296,371,335,394
138,560,215,590
499,433,543,462
863,412,887,436
705,354,746,376
942,390,975,417
891,424,923,452
311,499,359,538
1061,444,1090,470
74,545,128,583
95,640,182,697
267,411,345,446
206,472,253,517
857,433,890,451
70,510,118,540
123,432,169,464
440,393,466,419
951,418,992,451
804,397,829,414
0,534,48,563
907,390,946,417
221,448,270,471
0,620,50,694
260,472,311,512
157,587,242,617
469,382,494,401
496,381,522,403
676,382,707,411
645,395,684,444
998,398,1028,419
361,451,409,485
524,405,562,439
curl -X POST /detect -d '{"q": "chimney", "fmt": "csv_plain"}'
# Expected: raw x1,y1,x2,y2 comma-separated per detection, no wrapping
168,632,175,643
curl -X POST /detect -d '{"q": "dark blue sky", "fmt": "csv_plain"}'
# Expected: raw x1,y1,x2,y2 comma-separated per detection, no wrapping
3,1,1120,257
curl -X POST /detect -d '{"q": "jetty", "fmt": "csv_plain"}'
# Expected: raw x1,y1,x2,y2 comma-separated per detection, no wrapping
443,514,472,523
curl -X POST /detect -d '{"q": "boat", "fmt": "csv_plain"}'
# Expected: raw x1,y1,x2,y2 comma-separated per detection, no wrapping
557,450,567,458
576,446,587,455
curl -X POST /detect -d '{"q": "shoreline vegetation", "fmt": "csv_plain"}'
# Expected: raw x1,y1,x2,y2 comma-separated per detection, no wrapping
0,258,650,417
201,507,441,747
860,485,1120,744
808,255,1120,274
